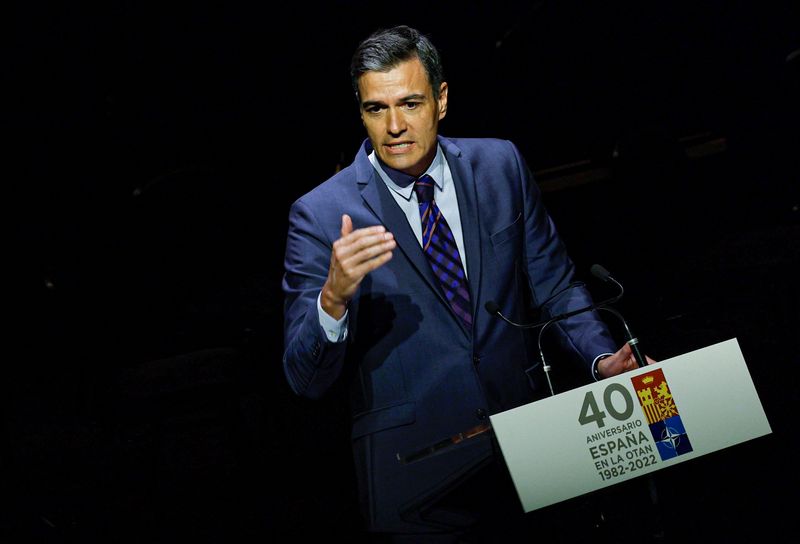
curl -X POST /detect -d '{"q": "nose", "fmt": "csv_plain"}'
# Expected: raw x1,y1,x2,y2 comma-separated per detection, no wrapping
386,108,406,137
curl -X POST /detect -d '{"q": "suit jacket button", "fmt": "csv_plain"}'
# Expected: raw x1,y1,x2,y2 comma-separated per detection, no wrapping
472,355,480,365
475,408,487,420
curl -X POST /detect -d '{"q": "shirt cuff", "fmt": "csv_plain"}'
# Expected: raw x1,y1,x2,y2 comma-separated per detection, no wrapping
591,353,614,381
317,292,348,343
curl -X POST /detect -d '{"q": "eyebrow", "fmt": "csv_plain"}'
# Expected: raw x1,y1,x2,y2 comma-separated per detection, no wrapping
361,93,428,109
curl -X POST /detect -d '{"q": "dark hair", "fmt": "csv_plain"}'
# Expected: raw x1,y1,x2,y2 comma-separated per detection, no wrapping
350,25,445,101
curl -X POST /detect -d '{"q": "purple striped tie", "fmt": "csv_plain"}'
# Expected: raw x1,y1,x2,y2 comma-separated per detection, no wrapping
413,174,473,328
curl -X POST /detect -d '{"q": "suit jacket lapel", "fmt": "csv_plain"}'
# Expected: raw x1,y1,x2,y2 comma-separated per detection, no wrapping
358,174,436,286
356,142,472,338
356,158,446,309
442,138,483,325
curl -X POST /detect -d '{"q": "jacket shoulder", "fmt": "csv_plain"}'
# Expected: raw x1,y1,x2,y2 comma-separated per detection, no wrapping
291,163,359,210
441,136,521,159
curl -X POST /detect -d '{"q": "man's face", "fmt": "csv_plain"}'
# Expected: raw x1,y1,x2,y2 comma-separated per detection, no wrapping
358,57,448,177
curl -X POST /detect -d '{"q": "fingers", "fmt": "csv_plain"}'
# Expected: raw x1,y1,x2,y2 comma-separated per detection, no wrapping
620,343,643,370
341,214,353,238
599,344,638,378
617,343,633,370
333,226,396,271
325,219,396,308
600,345,658,378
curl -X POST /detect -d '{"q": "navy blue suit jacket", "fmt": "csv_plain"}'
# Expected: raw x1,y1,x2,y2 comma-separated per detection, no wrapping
282,136,616,532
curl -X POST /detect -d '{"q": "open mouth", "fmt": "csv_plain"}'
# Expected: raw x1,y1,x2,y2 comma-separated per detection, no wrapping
385,142,413,151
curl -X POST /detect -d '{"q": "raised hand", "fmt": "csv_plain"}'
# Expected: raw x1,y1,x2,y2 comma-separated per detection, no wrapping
320,214,396,319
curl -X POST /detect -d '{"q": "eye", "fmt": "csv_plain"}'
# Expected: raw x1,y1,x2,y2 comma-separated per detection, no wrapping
405,102,420,110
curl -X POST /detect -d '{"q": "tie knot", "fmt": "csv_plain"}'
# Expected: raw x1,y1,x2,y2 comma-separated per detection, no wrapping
413,174,435,204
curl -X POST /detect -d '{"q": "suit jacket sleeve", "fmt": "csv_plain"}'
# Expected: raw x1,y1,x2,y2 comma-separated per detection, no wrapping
509,140,617,367
282,196,348,399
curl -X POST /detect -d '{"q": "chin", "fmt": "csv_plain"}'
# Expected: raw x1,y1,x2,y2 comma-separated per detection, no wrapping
385,156,423,175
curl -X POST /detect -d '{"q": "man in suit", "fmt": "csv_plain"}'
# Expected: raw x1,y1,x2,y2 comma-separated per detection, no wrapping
282,25,650,541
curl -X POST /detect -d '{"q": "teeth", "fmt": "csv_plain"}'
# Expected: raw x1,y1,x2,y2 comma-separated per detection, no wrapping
388,143,410,148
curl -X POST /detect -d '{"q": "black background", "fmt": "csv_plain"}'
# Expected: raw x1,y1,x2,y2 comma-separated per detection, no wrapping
6,1,799,542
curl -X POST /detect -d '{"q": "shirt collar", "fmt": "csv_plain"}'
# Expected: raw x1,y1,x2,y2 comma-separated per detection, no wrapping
369,145,445,201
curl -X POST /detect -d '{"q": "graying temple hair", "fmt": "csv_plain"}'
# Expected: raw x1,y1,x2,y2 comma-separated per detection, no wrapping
349,25,445,101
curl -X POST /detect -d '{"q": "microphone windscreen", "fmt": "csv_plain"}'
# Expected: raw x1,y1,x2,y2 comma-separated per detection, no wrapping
484,300,500,315
590,264,611,281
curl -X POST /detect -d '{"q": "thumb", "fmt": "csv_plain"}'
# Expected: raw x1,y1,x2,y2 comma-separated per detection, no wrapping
341,214,353,237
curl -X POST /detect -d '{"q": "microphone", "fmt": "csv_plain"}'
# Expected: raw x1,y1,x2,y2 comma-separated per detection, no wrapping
589,263,611,280
597,307,647,368
485,278,614,397
485,264,642,394
484,300,502,317
590,265,647,368
533,274,617,395
536,318,559,397
590,264,623,305
484,276,621,330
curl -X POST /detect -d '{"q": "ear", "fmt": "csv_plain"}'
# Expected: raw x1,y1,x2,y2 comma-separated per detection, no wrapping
437,82,448,120
359,107,367,127
355,89,367,126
